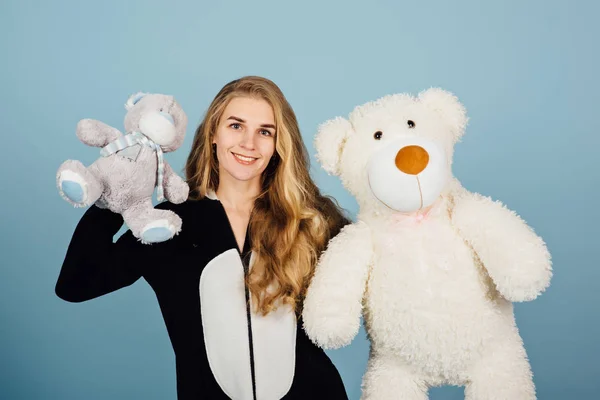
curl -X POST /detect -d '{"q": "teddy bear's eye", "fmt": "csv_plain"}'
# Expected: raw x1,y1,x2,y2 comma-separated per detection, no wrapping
407,120,415,128
374,131,383,140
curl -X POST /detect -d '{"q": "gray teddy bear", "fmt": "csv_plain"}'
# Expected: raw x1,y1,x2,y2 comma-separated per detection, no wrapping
56,92,189,244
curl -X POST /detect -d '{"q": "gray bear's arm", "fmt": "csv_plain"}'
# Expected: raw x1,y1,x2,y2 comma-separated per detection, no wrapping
162,162,189,204
76,119,122,148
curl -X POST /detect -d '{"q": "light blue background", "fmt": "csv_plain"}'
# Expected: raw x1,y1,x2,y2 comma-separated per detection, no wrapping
1,0,597,399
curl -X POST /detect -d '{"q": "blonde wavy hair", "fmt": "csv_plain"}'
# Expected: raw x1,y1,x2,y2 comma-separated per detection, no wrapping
185,76,349,315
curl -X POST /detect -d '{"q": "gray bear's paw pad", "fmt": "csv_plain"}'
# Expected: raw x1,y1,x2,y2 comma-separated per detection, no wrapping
140,220,176,244
58,170,87,206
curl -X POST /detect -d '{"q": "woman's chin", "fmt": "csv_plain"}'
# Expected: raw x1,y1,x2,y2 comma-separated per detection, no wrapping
221,164,266,183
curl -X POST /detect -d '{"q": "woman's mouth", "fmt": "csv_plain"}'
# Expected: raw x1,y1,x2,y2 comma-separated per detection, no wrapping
232,152,258,165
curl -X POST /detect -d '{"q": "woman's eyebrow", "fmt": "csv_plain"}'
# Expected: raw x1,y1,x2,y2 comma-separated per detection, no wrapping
228,116,275,129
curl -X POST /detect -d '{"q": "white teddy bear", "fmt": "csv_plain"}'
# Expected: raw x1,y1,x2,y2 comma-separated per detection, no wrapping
302,88,552,400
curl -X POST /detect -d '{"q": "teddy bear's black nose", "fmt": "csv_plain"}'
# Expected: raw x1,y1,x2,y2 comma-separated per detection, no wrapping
395,145,429,175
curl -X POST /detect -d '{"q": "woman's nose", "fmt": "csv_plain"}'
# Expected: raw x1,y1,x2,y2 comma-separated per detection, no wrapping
240,130,256,150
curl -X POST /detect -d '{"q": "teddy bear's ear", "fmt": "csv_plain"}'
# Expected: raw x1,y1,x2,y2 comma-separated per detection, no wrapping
314,116,353,176
125,92,148,110
418,88,468,139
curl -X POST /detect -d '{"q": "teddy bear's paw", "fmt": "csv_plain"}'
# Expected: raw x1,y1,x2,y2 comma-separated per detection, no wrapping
58,170,89,207
140,219,176,244
497,275,552,302
303,311,359,349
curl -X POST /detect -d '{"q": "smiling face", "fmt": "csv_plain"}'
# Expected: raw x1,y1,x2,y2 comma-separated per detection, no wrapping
212,96,277,185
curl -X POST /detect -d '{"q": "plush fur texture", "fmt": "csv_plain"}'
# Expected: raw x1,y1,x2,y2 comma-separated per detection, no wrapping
302,88,552,399
57,93,189,244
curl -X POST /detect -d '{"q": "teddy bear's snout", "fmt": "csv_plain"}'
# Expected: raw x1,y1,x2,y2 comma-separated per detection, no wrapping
139,110,177,146
395,145,429,175
158,111,175,126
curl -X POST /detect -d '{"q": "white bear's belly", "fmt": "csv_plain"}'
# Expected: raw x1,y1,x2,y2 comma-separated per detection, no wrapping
364,219,513,381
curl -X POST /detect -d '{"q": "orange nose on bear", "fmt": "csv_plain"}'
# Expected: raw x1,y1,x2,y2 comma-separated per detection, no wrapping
395,145,429,175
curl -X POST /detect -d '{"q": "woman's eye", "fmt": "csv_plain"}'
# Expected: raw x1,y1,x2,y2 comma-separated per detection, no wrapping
230,123,241,130
260,130,273,136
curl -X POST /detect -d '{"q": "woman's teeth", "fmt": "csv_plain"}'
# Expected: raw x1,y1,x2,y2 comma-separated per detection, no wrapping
233,153,257,163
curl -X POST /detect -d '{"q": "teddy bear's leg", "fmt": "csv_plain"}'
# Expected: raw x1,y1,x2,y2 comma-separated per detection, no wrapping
465,339,536,400
122,201,182,244
57,160,104,208
361,354,428,400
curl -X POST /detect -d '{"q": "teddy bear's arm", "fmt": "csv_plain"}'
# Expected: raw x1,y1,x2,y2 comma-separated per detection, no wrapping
76,119,122,147
452,191,552,302
162,162,189,204
302,221,373,349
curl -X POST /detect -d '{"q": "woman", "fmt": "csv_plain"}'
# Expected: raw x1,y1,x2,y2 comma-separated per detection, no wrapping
56,76,350,399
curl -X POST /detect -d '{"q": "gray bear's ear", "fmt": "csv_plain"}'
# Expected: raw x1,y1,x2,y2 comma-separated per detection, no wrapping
418,88,468,140
125,92,148,110
314,116,353,176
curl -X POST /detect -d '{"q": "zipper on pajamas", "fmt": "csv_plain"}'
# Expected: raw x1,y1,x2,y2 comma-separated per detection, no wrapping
242,251,257,400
